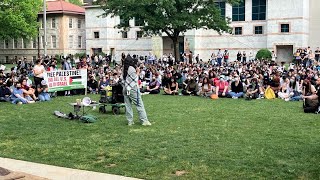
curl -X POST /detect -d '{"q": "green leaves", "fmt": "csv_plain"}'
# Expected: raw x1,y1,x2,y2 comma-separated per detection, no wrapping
0,0,42,40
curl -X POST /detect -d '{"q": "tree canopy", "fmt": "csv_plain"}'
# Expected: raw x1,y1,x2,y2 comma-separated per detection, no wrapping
68,0,83,6
0,0,42,40
98,0,241,59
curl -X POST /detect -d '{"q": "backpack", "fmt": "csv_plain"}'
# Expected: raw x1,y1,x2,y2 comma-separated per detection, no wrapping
265,87,276,99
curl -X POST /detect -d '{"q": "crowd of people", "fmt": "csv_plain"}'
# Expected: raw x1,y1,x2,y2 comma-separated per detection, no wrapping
1,47,320,114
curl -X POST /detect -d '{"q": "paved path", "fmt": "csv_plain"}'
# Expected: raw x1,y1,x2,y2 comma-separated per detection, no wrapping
0,157,140,180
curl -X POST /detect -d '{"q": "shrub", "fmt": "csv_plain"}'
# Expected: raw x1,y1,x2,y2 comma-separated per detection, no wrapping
256,49,272,60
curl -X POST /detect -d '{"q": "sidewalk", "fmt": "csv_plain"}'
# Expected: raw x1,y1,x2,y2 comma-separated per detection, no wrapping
0,157,140,180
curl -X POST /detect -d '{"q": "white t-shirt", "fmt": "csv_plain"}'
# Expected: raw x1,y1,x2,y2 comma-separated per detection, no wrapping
33,65,45,78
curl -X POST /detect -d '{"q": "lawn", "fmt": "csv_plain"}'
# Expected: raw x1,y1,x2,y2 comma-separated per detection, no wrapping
0,94,319,179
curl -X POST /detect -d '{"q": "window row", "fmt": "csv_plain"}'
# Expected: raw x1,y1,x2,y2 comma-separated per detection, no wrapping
215,0,267,22
40,18,83,29
1,36,83,49
233,24,290,35
93,31,145,39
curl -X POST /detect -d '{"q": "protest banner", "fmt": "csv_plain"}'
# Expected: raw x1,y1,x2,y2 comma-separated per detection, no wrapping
43,69,87,93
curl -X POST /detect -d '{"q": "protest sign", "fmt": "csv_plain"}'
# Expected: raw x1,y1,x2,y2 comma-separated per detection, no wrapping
43,69,87,92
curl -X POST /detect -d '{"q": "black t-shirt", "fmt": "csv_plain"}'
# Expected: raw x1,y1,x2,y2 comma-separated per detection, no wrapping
315,50,320,58
300,52,306,59
0,86,11,97
231,81,243,93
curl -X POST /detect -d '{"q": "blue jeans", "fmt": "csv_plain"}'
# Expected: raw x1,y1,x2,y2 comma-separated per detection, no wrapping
229,92,244,98
217,58,222,66
123,88,148,124
39,92,51,101
11,97,28,104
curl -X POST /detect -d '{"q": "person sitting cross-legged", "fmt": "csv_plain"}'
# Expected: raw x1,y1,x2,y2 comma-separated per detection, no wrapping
164,77,179,95
228,74,244,99
182,76,199,96
145,75,161,94
199,77,212,97
0,80,11,102
37,80,51,102
11,82,34,105
245,78,260,100
215,75,229,97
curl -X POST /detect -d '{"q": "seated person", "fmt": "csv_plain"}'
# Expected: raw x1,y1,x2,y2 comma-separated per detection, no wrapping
164,77,179,95
245,78,260,100
182,76,198,96
98,76,109,92
0,80,12,102
215,75,229,97
87,75,98,94
228,74,244,99
21,78,37,101
145,75,161,94
302,77,320,113
199,77,212,97
11,82,34,104
37,80,51,102
269,73,281,93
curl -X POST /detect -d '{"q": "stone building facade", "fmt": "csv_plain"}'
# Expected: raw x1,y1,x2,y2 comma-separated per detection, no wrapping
0,0,86,63
85,0,320,63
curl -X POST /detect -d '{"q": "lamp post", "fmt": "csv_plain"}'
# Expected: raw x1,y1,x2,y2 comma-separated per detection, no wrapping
43,0,47,57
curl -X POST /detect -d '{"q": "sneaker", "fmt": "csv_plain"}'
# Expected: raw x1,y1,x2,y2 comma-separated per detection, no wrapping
285,98,290,102
316,106,320,114
128,122,135,126
142,121,152,126
233,96,238,99
17,102,23,105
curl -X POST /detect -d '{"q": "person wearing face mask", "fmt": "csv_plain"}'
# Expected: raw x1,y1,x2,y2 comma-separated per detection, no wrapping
11,82,33,105
215,75,229,97
228,74,244,99
164,77,179,95
182,76,199,96
0,80,11,102
145,75,161,94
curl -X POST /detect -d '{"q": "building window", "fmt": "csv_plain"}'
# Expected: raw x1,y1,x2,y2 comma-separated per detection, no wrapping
42,36,45,48
52,18,56,28
69,18,73,28
281,24,290,33
78,36,82,48
13,39,18,49
94,31,100,39
32,38,37,49
254,26,263,34
136,31,143,38
41,19,44,29
69,35,73,48
120,17,130,27
5,56,9,62
78,19,81,29
51,35,57,48
122,31,128,38
252,0,266,20
234,27,243,35
33,56,37,61
215,1,226,18
134,17,144,26
22,38,27,49
4,40,9,49
232,0,245,21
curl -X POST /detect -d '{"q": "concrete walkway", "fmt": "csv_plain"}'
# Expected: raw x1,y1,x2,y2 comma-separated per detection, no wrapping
0,157,140,180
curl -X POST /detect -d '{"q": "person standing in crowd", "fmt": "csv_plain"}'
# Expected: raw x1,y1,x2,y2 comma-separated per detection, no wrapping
122,55,151,126
271,51,277,62
33,59,45,94
315,47,320,62
63,57,72,96
237,51,242,62
217,49,223,66
223,49,229,65
242,51,247,64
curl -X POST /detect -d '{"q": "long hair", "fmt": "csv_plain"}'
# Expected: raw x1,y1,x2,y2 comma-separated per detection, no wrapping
122,55,137,80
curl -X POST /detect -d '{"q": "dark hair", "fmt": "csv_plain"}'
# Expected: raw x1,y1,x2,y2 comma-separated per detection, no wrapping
122,55,137,80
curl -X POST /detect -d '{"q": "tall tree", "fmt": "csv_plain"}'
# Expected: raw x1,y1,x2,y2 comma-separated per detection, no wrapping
97,0,241,60
0,0,42,39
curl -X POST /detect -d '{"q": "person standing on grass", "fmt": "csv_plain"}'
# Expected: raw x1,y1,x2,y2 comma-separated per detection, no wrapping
33,59,45,94
122,55,151,126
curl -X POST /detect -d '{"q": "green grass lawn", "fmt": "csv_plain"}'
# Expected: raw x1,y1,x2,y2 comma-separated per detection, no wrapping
0,95,319,179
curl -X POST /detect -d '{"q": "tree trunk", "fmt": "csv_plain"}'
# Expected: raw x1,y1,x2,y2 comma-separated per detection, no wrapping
172,37,180,64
